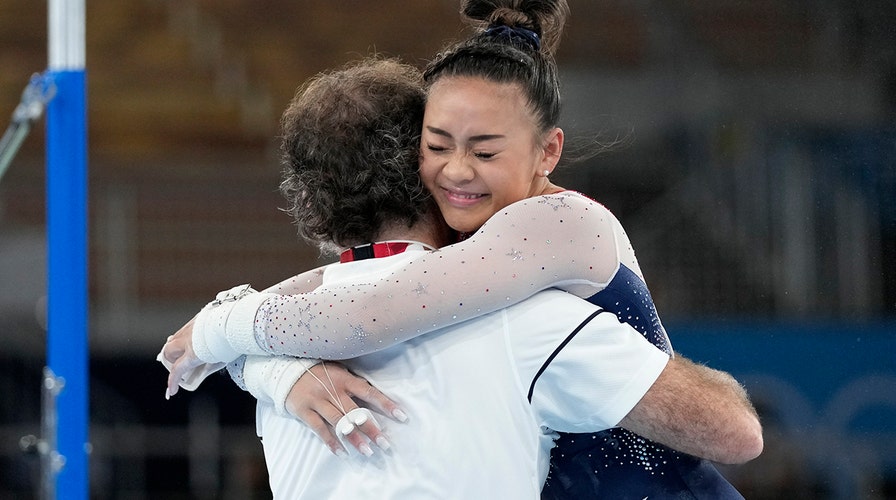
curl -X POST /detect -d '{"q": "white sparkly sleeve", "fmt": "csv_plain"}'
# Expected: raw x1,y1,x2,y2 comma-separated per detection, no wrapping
243,192,639,359
261,265,330,294
226,266,329,390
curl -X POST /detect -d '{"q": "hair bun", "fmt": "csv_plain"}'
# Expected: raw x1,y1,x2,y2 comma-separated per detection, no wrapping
489,7,535,30
461,0,568,55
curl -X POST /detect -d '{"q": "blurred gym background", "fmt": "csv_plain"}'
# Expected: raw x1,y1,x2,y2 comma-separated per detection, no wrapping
0,1,893,498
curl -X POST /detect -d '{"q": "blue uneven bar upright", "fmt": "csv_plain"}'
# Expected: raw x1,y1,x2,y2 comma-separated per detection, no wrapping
46,67,88,500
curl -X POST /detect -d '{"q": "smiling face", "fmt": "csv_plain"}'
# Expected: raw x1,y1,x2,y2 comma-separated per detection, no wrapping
419,77,563,233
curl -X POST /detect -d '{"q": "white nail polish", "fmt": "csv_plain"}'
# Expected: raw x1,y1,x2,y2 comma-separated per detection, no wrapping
359,443,373,457
376,436,391,451
165,388,170,400
334,448,348,459
392,409,408,422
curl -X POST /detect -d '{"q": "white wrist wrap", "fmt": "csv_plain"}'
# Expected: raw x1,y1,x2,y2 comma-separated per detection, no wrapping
192,305,233,363
226,292,274,357
191,285,275,363
244,356,319,417
272,359,319,417
243,356,276,405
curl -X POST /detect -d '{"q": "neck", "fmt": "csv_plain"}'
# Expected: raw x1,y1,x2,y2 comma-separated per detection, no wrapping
539,181,566,196
373,225,441,249
370,211,453,250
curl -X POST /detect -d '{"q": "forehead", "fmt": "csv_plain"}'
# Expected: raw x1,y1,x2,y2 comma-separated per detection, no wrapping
428,76,521,98
425,77,534,128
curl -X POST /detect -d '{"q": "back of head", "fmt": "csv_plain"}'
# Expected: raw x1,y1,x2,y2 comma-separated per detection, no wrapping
280,58,429,251
424,0,569,132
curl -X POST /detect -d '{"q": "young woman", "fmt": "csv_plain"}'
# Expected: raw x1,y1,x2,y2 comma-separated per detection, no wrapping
163,0,761,497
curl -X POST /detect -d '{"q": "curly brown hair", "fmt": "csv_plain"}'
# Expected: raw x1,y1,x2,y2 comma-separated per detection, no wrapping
279,57,430,252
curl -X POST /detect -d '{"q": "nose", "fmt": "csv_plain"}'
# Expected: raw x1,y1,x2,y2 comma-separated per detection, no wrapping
441,152,475,184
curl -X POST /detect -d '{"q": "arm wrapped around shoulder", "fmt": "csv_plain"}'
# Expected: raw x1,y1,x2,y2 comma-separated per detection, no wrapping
618,355,764,464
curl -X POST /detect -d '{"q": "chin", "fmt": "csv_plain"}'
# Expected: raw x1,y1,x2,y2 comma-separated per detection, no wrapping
452,220,487,235
441,213,476,234
435,196,492,230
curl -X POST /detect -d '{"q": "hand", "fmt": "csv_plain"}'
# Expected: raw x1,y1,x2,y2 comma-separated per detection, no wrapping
162,316,205,399
285,362,408,457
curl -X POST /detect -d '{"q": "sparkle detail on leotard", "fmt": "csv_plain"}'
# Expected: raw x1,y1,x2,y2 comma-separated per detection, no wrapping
538,195,572,211
587,264,671,354
347,323,372,343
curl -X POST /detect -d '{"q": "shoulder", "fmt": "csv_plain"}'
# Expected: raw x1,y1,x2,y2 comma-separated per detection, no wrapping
470,191,626,266
528,191,623,240
505,288,596,321
491,191,618,225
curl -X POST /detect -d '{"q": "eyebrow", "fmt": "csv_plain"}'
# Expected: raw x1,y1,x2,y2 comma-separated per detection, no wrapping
425,126,505,143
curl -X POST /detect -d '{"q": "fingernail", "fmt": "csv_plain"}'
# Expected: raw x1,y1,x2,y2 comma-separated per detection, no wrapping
392,408,408,422
359,443,373,457
334,448,348,459
165,388,170,400
375,436,391,451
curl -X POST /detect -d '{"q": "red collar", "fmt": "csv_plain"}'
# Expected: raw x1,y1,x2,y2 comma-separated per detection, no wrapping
340,242,411,263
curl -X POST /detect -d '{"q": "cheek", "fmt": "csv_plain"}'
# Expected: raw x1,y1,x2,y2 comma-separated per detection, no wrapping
418,160,438,191
488,168,530,201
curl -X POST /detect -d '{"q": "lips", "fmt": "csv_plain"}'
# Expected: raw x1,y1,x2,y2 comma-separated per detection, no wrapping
441,187,488,207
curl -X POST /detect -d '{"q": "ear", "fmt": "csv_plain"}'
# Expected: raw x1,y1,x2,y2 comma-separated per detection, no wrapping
540,127,564,171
